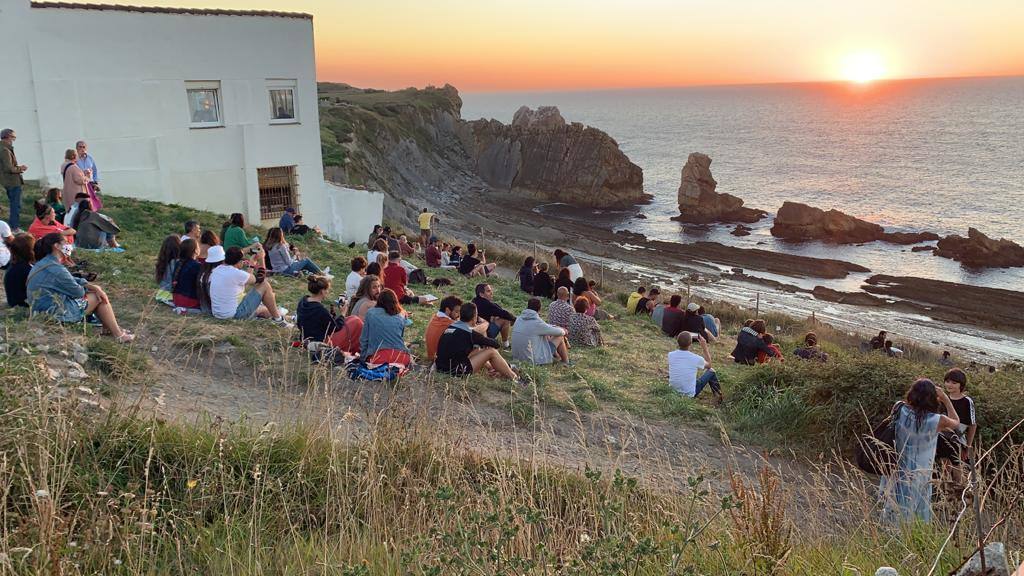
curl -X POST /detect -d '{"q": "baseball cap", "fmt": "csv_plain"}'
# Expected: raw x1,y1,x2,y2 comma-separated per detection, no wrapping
284,207,296,214
686,302,700,312
206,245,226,264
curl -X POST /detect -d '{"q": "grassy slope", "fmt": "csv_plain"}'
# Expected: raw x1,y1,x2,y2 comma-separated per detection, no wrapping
2,188,1022,573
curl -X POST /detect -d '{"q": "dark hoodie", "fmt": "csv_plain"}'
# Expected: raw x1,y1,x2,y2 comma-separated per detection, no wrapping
518,265,534,293
296,295,343,342
731,326,778,365
532,271,554,299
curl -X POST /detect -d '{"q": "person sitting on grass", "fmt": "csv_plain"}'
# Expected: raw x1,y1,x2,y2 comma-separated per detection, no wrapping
289,214,319,236
435,302,519,381
661,295,685,337
155,234,181,295
698,305,721,340
279,207,297,234
345,256,367,299
383,251,430,305
425,237,443,268
367,224,383,249
367,238,388,268
884,339,903,358
222,213,260,250
668,331,722,404
70,199,121,250
346,274,381,320
198,229,219,264
626,286,646,315
264,227,327,278
360,288,412,369
683,302,712,343
573,277,612,320
398,234,416,257
870,330,887,351
209,246,290,327
447,245,462,269
568,296,603,347
547,286,574,329
517,256,537,294
29,202,75,241
554,267,573,295
472,282,515,347
512,297,570,366
425,295,462,363
459,243,496,277
651,291,667,327
731,319,778,365
793,332,829,361
27,232,134,342
62,192,89,227
4,233,34,307
297,274,363,355
756,333,783,364
169,238,203,311
45,187,65,223
532,261,554,299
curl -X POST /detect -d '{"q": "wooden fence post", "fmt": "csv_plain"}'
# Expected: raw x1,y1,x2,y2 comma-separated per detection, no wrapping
755,293,760,318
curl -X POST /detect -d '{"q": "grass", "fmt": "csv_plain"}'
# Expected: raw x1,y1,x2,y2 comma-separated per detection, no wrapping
2,187,1023,573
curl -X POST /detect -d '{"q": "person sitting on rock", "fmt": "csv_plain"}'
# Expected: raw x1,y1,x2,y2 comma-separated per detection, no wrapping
793,332,829,362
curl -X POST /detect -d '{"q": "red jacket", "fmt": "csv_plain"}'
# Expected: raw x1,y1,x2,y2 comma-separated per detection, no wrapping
383,262,408,296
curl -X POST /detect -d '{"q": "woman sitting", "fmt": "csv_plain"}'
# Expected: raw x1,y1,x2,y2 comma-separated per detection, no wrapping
222,213,260,250
367,238,388,266
296,274,363,355
4,233,35,307
27,233,134,342
264,227,325,277
398,234,416,257
793,332,829,361
155,235,181,293
554,267,574,295
458,243,496,277
568,296,603,347
346,274,382,320
28,202,76,241
171,238,203,311
517,256,536,294
70,200,121,250
731,319,778,365
572,277,611,320
62,192,90,226
198,230,220,264
448,245,462,269
359,288,412,369
45,187,66,224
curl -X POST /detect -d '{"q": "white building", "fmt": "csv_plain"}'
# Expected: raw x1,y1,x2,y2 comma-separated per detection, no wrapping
0,0,381,242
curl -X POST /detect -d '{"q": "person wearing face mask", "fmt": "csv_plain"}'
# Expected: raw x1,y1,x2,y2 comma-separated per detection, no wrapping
27,233,134,343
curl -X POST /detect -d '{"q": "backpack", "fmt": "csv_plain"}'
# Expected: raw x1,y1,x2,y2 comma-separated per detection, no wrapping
855,401,905,476
346,361,401,382
408,268,427,285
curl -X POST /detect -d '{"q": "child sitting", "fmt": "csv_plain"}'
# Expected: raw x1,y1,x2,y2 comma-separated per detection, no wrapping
756,333,784,364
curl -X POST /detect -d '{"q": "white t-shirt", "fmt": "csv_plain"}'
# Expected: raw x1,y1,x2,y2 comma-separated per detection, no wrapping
667,349,708,397
345,271,362,299
209,265,251,319
0,221,11,267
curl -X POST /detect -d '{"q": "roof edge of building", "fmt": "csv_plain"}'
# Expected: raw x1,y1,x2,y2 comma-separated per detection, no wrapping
30,2,312,19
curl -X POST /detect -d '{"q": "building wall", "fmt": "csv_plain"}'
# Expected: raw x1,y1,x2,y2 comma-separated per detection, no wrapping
0,0,380,243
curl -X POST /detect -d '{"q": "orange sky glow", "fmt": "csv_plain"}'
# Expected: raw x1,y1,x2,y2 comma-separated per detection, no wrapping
110,0,1024,92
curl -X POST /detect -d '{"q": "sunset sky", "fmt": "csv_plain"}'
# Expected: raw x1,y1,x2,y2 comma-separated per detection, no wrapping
113,0,1023,92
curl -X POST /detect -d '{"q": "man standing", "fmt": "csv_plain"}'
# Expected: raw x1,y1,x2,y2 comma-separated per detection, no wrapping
75,140,100,206
182,220,202,243
1,129,28,231
418,208,437,248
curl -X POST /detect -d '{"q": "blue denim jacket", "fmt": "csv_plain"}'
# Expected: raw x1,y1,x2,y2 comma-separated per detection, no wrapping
27,254,87,322
360,307,409,355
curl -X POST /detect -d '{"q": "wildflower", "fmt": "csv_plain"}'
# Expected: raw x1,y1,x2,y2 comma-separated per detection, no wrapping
186,479,198,490
579,532,591,544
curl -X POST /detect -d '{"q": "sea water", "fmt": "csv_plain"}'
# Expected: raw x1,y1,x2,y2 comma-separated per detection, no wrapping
462,76,1024,292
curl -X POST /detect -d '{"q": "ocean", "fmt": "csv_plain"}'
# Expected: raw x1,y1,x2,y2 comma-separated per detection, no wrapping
461,76,1024,292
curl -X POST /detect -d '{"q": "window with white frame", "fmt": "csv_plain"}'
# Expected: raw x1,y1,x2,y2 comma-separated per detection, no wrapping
268,79,298,123
186,81,223,128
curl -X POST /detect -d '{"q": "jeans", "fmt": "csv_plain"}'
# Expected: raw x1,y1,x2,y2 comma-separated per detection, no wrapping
694,369,722,398
283,258,321,276
5,185,21,229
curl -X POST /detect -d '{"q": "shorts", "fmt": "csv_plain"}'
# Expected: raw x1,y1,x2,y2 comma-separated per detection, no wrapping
935,432,964,465
172,293,200,309
233,289,263,320
486,321,501,339
439,360,473,375
55,297,89,323
420,228,431,237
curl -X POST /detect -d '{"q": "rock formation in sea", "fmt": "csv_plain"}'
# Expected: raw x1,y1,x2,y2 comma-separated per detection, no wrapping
770,201,940,245
458,106,648,208
934,227,1024,268
673,153,766,223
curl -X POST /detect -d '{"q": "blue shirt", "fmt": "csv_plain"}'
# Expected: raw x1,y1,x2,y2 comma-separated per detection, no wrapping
76,153,98,183
360,307,409,355
279,212,295,233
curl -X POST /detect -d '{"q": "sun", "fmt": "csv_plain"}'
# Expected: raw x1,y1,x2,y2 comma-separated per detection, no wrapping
839,52,887,84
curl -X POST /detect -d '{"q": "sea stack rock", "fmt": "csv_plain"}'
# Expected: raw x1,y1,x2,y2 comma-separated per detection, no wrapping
459,106,647,208
673,153,766,223
771,201,883,243
934,228,1024,268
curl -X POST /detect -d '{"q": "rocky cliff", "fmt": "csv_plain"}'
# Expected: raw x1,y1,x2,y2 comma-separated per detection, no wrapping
318,84,647,225
672,153,765,223
459,106,647,208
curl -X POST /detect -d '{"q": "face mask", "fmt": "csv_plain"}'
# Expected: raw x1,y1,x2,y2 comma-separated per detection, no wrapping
61,243,74,257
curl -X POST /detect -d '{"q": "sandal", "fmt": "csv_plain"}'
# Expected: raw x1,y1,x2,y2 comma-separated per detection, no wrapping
115,331,136,344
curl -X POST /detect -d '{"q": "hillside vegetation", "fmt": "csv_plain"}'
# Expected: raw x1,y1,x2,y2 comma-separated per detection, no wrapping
1,189,1021,574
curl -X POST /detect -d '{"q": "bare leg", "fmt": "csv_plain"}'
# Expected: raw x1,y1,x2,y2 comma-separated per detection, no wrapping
254,281,280,319
469,348,516,379
555,338,569,362
492,317,511,343
84,292,125,338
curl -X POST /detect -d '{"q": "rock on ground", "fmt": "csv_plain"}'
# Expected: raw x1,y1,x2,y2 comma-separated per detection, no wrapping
953,542,1011,576
674,153,766,224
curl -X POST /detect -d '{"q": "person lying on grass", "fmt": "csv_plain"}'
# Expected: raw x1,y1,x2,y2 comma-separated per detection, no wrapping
27,232,134,343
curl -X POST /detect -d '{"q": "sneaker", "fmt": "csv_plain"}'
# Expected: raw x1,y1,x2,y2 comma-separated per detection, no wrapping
105,247,126,253
323,267,331,276
271,316,294,329
174,307,187,315
277,306,288,317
